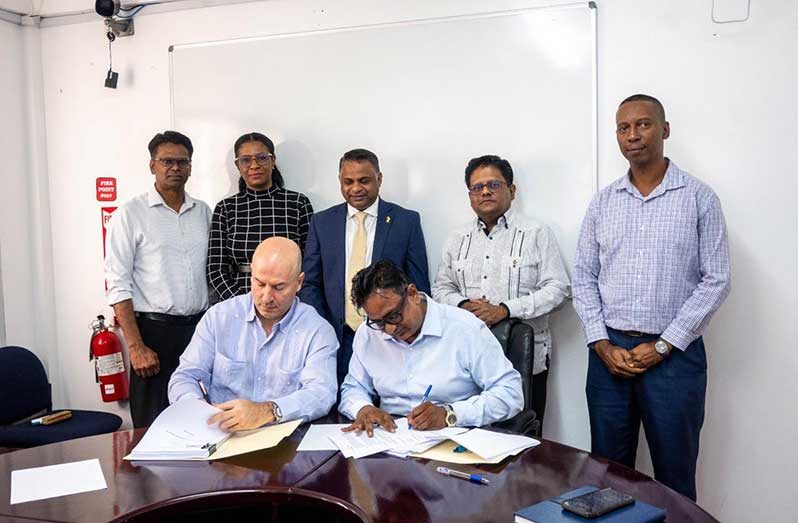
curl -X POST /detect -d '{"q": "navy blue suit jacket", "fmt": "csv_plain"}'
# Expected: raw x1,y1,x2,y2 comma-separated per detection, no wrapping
299,199,431,341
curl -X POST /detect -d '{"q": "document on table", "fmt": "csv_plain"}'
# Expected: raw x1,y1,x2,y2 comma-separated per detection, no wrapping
10,459,107,505
297,423,349,451
327,418,467,459
450,428,539,461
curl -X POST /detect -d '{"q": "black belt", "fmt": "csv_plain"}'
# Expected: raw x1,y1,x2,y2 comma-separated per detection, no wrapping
135,311,205,325
619,330,657,338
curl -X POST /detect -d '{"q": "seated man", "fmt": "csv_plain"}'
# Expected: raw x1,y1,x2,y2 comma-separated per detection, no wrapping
168,237,338,431
339,260,523,436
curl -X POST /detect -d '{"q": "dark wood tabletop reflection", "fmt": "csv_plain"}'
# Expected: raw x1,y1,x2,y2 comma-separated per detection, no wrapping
0,416,719,523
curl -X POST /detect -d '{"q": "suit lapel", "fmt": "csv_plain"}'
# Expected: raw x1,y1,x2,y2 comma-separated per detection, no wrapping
373,199,393,261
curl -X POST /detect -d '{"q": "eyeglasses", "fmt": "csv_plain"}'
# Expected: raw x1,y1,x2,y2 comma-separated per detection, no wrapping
365,290,408,330
236,153,274,168
468,180,507,194
154,158,191,169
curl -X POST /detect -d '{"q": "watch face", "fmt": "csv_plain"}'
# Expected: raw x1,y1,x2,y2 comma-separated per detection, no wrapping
655,341,668,354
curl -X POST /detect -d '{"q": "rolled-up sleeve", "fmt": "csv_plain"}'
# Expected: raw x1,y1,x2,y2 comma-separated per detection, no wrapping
104,208,136,306
450,324,523,427
273,324,338,423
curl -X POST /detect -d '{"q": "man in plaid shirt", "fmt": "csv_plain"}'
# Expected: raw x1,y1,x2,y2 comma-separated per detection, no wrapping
573,94,731,501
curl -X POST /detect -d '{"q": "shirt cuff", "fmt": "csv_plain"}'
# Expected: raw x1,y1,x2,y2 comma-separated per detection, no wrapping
661,324,692,352
273,396,300,423
449,400,479,428
503,297,532,319
106,288,133,307
340,398,374,421
583,321,609,346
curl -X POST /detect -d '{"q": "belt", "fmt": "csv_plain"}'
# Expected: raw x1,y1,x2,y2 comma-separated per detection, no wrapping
237,263,252,273
619,330,657,338
135,311,205,325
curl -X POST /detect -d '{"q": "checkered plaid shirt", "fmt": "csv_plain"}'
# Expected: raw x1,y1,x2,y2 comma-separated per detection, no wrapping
207,185,313,300
573,160,731,350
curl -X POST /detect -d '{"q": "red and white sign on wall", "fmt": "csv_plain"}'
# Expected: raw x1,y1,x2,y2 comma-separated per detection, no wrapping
96,177,117,202
101,207,117,259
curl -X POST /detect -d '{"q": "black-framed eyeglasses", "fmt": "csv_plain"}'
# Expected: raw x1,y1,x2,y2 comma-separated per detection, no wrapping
154,157,191,169
468,180,507,194
365,290,408,331
236,153,274,168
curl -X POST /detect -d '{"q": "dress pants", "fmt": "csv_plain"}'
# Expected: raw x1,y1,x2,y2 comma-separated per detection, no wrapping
531,365,549,434
129,316,200,428
586,327,706,501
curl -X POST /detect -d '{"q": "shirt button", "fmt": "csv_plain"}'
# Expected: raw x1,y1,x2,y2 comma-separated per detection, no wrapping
483,275,487,279
485,255,490,259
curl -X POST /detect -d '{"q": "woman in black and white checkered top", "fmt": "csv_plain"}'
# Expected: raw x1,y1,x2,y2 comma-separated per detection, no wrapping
207,132,314,300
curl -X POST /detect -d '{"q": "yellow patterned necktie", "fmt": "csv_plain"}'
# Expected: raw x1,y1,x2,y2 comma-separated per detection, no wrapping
345,211,367,330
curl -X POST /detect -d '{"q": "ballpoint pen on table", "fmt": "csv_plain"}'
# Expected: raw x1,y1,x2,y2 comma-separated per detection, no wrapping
30,410,72,425
436,466,490,485
410,384,433,430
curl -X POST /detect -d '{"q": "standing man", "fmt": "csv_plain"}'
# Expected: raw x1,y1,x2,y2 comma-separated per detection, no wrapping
432,155,570,432
300,149,430,385
573,94,731,500
105,131,211,428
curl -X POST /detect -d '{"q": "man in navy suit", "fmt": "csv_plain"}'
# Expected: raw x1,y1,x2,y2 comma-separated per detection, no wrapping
300,148,431,385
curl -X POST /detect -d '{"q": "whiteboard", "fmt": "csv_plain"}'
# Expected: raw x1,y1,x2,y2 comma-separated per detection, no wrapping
170,2,596,441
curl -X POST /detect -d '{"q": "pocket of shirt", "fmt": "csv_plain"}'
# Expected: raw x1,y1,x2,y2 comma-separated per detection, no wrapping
501,255,538,298
210,353,252,402
451,259,476,292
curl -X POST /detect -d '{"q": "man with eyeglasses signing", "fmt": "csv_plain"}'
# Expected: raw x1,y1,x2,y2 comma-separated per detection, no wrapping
432,155,569,433
105,131,212,428
339,260,523,435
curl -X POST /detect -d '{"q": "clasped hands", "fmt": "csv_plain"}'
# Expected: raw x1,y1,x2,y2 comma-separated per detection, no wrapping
461,298,508,326
343,403,447,437
594,339,664,377
208,399,276,432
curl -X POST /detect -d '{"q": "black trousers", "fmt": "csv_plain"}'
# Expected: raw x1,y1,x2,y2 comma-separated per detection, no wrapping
129,316,200,428
531,366,549,434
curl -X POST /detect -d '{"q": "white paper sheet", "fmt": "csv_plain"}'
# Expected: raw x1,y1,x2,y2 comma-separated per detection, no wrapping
296,424,349,451
10,459,107,505
450,428,539,461
327,418,468,459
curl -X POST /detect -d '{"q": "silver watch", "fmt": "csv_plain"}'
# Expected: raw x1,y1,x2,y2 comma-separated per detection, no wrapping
444,404,457,427
654,339,671,357
270,401,283,422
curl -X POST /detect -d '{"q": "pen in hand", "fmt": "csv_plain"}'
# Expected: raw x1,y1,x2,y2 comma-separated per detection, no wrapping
409,384,432,430
198,380,210,403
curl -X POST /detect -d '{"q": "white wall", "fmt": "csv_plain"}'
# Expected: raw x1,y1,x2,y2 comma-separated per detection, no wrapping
0,20,37,356
0,0,789,521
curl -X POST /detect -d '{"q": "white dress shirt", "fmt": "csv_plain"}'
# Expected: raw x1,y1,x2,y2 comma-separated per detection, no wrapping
105,186,211,315
432,208,570,374
168,295,338,423
339,296,523,427
345,197,379,268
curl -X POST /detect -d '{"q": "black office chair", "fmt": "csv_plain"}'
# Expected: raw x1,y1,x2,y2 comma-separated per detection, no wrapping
489,319,541,437
0,346,122,450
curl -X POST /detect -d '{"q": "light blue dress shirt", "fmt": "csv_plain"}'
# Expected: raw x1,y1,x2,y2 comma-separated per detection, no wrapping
338,296,523,427
573,160,731,350
168,295,338,423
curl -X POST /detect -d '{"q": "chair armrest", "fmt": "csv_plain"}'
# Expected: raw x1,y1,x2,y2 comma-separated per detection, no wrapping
492,408,540,437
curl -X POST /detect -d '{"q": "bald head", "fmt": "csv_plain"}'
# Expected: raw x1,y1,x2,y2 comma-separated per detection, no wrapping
250,237,304,326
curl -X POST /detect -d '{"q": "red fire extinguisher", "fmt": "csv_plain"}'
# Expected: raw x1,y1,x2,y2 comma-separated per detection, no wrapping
89,315,129,402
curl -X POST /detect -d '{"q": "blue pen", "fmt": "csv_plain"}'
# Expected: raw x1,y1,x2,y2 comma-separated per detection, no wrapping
409,384,433,430
436,466,490,485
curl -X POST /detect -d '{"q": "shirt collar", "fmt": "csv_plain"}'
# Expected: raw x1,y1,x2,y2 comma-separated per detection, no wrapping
379,293,443,345
615,158,685,198
245,294,300,333
475,206,514,233
147,185,195,212
347,197,380,219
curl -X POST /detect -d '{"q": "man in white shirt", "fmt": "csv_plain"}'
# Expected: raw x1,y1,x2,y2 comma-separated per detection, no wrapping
339,260,523,435
432,155,570,431
105,131,211,427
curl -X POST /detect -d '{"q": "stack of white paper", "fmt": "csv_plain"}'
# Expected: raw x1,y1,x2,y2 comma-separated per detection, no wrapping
326,418,468,459
448,428,539,461
127,399,230,460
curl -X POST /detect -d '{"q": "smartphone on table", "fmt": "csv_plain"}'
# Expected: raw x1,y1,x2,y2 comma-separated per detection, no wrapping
561,487,634,518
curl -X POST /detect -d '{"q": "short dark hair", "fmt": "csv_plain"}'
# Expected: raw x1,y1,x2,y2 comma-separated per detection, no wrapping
148,131,193,158
339,148,380,173
464,155,514,187
233,132,285,191
351,260,409,310
619,94,667,122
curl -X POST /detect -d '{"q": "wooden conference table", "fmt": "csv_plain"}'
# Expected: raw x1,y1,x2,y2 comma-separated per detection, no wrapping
0,416,719,522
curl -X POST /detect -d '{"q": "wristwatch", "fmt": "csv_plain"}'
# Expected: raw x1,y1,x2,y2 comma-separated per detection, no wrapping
444,404,457,427
269,401,283,422
654,339,671,357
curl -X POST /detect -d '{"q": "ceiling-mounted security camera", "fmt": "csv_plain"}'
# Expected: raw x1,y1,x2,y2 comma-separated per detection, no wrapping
95,0,120,18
